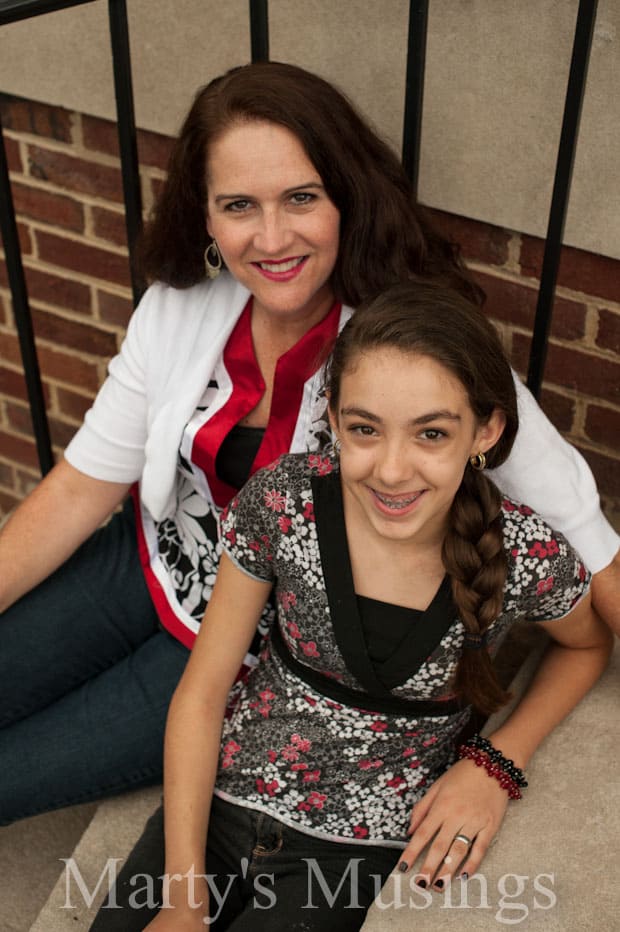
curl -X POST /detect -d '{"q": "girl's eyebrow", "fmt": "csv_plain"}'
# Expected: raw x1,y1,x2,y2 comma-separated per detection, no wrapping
213,181,324,204
340,406,461,425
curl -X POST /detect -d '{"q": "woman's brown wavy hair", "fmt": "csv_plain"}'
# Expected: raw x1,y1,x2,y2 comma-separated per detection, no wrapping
327,281,519,715
138,61,482,307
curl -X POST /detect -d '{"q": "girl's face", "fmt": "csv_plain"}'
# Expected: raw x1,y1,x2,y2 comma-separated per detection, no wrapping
329,347,505,549
206,120,340,330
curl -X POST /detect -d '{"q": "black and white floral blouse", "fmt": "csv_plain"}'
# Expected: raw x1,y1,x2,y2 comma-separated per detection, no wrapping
215,451,590,848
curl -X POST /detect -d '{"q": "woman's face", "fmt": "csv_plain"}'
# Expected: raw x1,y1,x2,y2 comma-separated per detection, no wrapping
206,120,340,329
329,348,505,549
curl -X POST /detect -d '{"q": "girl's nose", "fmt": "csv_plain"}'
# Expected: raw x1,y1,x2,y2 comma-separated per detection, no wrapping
376,440,413,487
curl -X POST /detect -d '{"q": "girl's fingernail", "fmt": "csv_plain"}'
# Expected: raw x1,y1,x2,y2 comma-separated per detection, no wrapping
398,861,408,873
434,878,444,890
415,877,427,888
459,872,469,882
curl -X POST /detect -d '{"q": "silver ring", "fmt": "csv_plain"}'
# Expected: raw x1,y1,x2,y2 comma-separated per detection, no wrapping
454,833,473,847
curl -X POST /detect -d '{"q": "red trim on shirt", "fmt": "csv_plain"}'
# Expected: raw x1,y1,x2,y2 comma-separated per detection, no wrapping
192,298,341,507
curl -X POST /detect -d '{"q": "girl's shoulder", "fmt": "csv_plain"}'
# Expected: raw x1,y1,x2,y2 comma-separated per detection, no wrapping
499,497,590,621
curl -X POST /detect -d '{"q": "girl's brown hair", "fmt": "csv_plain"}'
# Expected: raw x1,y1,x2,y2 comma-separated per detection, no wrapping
138,61,482,307
327,281,519,715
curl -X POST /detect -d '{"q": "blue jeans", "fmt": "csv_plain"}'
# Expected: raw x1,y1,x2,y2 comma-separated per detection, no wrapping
90,797,400,931
0,500,189,824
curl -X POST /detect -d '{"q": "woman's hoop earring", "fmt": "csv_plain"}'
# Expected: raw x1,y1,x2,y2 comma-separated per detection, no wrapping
333,439,342,457
204,240,222,279
469,451,487,471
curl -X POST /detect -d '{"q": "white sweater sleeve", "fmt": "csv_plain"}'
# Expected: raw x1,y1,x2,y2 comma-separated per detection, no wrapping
63,290,152,483
490,374,619,573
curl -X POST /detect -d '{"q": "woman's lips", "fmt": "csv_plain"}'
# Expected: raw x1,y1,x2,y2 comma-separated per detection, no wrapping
252,256,308,281
371,488,425,515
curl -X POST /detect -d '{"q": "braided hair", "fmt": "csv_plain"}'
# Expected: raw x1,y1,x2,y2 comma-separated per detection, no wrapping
326,281,519,715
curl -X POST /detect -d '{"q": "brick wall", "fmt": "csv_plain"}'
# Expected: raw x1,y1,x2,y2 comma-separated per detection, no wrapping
1,94,619,531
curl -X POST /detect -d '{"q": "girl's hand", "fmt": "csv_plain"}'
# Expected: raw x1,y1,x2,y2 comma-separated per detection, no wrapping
142,875,210,931
143,912,206,932
397,758,510,888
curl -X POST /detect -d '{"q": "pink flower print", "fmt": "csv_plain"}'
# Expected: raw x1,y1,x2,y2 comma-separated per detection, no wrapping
302,770,321,783
502,499,516,511
307,791,327,810
536,576,554,595
287,621,301,639
297,801,311,812
260,690,276,701
278,515,292,533
546,539,559,556
422,736,438,747
291,762,308,771
402,748,418,760
303,501,315,522
353,825,369,839
511,548,519,557
528,541,552,559
279,591,298,613
308,453,334,476
358,759,383,770
387,776,406,790
518,504,533,515
223,740,240,755
578,563,586,582
291,734,311,752
267,750,278,764
281,746,300,762
304,695,317,707
300,641,320,658
256,777,280,797
225,528,237,546
264,489,287,512
370,721,388,732
221,739,241,770
249,541,260,552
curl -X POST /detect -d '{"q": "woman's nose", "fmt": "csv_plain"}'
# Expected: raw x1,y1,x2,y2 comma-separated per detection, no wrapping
376,440,414,486
253,209,294,255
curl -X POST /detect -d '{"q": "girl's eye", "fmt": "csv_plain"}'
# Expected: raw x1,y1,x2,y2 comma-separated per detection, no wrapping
420,429,446,441
350,424,376,437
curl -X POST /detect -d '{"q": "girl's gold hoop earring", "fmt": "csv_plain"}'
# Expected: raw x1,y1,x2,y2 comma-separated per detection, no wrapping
204,240,222,279
469,451,487,471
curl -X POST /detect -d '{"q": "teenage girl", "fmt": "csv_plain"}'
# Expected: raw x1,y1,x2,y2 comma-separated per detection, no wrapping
129,282,612,931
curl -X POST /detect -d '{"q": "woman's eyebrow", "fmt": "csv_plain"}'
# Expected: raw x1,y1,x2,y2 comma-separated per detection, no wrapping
340,407,461,425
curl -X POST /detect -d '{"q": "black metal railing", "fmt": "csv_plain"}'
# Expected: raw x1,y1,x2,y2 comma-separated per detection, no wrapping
0,0,598,476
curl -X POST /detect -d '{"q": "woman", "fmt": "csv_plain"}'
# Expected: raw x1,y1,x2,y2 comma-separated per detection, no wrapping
0,61,617,825
120,282,610,930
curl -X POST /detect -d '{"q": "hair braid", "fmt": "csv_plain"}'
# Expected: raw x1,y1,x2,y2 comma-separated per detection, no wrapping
442,469,512,715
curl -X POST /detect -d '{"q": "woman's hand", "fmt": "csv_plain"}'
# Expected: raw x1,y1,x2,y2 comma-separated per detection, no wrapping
397,758,510,888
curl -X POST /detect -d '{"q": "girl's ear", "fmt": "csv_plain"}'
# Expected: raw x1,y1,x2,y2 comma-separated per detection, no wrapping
206,216,213,238
472,407,506,456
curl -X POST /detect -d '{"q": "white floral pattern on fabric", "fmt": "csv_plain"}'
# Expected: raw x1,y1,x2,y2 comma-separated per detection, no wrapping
216,452,590,845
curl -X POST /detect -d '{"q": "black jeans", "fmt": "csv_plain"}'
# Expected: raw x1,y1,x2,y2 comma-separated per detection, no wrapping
91,797,401,931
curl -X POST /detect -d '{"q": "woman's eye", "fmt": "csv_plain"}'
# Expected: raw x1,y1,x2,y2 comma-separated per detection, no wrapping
421,429,445,441
290,192,315,206
224,199,251,213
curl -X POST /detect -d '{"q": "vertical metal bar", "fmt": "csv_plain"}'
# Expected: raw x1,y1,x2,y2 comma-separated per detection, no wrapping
526,0,598,398
0,116,54,475
108,0,145,305
401,0,428,198
249,0,269,62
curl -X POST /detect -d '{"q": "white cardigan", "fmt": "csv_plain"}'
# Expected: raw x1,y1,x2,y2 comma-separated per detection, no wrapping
65,273,619,573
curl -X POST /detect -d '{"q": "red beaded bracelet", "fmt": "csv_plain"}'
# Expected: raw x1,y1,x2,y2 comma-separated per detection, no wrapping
457,745,523,800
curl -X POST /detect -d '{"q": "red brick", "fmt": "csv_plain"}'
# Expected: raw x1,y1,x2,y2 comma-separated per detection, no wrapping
49,415,80,449
18,221,33,256
0,490,21,517
36,230,131,288
426,208,511,267
477,271,586,341
92,206,128,247
27,145,124,203
0,293,6,326
512,332,620,404
5,136,22,173
24,267,91,315
37,345,101,391
0,365,29,403
596,309,620,355
5,400,33,434
584,404,620,448
0,430,39,469
576,445,620,498
56,386,93,421
0,94,73,143
0,461,14,486
31,306,118,357
83,115,174,170
0,332,21,366
540,388,576,435
520,235,620,304
98,289,133,328
11,181,84,232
